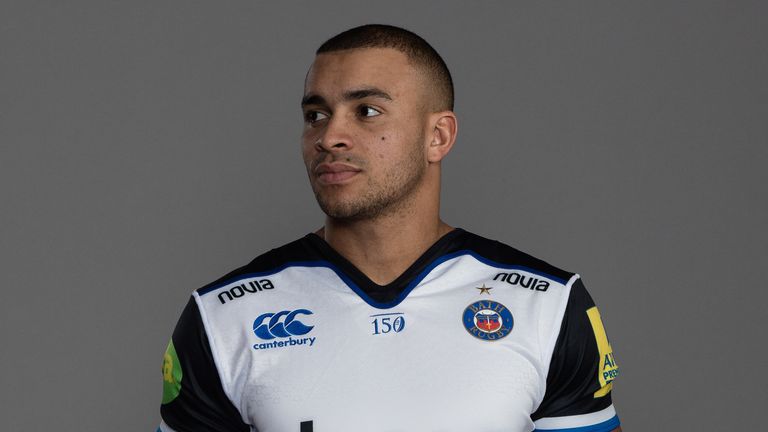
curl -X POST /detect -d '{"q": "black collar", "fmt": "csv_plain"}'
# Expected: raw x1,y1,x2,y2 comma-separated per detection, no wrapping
304,228,466,303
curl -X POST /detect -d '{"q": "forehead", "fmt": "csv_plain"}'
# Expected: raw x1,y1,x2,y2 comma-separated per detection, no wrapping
304,48,421,99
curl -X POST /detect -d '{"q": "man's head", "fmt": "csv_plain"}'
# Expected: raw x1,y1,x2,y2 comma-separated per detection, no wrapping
316,24,454,112
301,25,457,221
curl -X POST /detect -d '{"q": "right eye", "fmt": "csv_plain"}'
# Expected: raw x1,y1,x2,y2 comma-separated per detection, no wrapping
304,111,329,124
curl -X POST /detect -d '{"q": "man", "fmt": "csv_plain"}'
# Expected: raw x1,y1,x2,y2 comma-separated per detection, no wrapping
158,24,621,432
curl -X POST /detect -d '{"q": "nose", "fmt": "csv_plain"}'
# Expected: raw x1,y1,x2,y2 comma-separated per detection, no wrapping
315,114,353,153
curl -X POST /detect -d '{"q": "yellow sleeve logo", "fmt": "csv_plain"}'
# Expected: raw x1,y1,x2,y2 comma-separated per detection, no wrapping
586,307,618,398
161,340,183,404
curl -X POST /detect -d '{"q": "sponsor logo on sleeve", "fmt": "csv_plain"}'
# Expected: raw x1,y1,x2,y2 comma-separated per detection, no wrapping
252,309,316,350
462,300,514,341
587,306,619,397
161,340,182,404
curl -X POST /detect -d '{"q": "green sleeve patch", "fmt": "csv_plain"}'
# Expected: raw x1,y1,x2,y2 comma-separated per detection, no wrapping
161,340,182,404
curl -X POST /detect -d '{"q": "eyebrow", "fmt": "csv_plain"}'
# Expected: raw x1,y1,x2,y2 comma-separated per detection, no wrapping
301,87,393,107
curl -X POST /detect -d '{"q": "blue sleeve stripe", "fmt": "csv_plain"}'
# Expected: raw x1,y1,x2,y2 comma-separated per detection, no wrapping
535,415,620,432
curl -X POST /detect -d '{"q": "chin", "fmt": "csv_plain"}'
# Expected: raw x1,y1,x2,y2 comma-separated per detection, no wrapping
316,196,373,220
313,184,403,221
318,201,361,220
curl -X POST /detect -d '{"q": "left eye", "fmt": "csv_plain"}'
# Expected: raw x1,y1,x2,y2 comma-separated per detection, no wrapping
357,106,381,118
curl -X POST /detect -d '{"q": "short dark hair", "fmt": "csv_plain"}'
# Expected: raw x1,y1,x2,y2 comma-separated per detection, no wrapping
317,24,454,111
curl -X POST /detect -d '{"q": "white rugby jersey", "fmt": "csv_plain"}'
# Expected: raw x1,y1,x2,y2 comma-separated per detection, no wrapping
159,229,620,432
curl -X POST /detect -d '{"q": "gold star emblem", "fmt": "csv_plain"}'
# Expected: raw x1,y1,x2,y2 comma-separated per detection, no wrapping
476,284,493,295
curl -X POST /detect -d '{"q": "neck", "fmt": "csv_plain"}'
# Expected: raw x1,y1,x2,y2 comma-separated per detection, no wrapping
317,187,453,285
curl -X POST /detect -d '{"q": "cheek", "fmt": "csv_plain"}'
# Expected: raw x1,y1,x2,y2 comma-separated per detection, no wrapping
301,124,323,145
301,130,315,148
300,143,311,160
300,145,315,172
375,133,394,160
375,136,387,159
301,130,318,155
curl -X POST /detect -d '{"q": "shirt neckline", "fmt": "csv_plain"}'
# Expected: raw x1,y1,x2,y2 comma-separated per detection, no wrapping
304,228,466,304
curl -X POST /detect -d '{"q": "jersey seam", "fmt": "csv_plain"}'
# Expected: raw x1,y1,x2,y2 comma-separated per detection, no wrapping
535,273,579,411
193,292,249,426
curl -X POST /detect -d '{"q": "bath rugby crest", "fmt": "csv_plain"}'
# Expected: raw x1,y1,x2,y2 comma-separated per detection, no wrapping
159,229,620,432
463,300,514,340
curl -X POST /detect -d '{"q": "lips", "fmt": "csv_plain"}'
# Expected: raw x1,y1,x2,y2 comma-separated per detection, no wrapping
314,162,362,185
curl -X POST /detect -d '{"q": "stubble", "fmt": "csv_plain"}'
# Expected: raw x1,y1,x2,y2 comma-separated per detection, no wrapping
311,138,426,221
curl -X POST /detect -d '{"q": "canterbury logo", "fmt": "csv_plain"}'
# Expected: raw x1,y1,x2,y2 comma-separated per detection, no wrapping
253,309,314,340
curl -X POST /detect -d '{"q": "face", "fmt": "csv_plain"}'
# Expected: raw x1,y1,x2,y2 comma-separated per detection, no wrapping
301,48,432,220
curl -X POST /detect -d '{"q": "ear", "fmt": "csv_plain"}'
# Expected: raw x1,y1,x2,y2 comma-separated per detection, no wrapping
426,111,458,163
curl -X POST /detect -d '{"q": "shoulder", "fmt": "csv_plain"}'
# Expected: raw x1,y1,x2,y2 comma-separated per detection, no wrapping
455,229,575,285
456,232,621,429
194,234,321,300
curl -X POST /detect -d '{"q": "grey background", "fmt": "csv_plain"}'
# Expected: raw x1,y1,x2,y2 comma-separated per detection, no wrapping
1,1,766,430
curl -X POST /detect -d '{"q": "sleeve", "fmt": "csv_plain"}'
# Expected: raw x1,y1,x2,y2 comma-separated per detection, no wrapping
531,278,621,431
158,296,250,432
